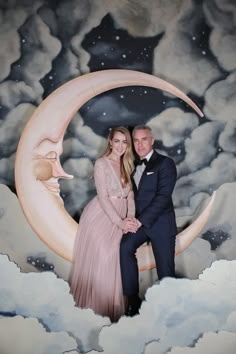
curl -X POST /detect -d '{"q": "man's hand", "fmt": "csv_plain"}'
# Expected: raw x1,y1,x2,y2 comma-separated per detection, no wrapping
135,219,142,229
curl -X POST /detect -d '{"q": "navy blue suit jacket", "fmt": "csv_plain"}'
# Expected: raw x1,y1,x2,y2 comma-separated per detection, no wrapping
132,150,177,239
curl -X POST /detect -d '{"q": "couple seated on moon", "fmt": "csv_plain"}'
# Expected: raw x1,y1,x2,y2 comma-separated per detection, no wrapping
32,127,214,322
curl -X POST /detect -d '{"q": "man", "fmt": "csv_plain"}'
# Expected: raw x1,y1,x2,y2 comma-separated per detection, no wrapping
120,125,177,316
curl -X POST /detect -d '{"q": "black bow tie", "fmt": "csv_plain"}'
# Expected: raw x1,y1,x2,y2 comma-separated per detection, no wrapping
134,158,148,167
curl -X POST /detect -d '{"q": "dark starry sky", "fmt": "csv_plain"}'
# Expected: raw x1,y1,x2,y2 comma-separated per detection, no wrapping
79,14,209,138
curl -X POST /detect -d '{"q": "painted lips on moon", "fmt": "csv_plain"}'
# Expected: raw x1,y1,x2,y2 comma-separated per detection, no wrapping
14,69,214,271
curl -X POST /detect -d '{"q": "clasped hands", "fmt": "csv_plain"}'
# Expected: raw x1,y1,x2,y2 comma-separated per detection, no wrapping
122,217,142,234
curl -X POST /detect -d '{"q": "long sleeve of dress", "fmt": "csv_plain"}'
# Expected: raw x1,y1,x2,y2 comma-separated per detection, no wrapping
94,159,123,227
127,188,135,217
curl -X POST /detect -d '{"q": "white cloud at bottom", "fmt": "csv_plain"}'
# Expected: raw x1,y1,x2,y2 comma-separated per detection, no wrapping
0,255,109,353
0,254,236,354
0,316,78,354
89,260,236,354
165,331,236,354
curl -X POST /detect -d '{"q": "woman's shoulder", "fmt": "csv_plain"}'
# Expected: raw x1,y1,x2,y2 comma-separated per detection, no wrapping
94,156,107,167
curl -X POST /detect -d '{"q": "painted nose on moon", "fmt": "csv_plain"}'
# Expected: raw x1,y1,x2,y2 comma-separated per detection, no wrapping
14,69,213,270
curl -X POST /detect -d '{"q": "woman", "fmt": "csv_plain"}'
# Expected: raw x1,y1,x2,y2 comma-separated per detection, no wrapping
69,126,138,321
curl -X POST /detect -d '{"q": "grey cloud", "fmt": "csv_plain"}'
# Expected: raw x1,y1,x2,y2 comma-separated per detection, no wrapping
0,81,37,109
110,0,184,37
55,0,91,39
44,48,81,87
0,184,72,280
68,115,106,154
71,2,108,73
175,238,216,279
210,29,236,71
203,0,236,31
216,239,236,261
204,0,236,111
41,0,100,73
19,15,61,94
0,103,35,157
204,71,236,122
175,191,211,219
174,153,236,207
176,182,236,272
219,121,236,153
62,117,106,209
61,49,81,78
148,108,199,147
203,1,236,75
0,9,26,81
201,182,236,238
203,183,236,262
61,158,95,215
153,2,221,96
153,33,221,96
0,316,77,354
63,137,105,161
37,4,58,35
0,0,40,7
63,157,94,179
177,121,223,176
0,153,15,186
62,176,95,215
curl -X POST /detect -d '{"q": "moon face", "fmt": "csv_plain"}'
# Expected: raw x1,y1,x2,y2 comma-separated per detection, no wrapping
15,69,211,269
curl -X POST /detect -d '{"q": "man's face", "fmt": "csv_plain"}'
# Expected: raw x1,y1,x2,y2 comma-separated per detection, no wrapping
133,129,154,159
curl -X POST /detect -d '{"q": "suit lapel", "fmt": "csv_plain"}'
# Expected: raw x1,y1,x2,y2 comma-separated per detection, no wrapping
131,169,138,193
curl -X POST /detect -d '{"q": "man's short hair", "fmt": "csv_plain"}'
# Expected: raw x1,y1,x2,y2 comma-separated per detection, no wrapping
132,125,153,137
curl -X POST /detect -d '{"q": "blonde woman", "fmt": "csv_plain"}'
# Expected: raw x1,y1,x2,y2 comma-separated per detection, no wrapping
70,127,138,321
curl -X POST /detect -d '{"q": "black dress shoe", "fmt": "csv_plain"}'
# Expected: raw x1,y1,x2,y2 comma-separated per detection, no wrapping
125,297,142,317
125,304,139,317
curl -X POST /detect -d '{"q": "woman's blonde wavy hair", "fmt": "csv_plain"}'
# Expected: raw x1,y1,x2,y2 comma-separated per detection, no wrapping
103,126,134,185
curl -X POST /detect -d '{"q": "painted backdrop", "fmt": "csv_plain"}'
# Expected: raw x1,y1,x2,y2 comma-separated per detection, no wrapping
0,1,236,353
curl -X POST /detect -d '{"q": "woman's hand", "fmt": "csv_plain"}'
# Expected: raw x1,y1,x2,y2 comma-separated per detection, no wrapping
121,217,140,233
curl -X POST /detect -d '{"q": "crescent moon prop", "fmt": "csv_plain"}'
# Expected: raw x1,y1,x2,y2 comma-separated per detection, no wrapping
15,69,209,271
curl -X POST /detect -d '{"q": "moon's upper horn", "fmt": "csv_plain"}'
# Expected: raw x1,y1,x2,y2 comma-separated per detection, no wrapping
18,70,204,148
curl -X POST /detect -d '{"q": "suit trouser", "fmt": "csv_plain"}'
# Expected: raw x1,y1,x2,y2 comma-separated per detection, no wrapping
120,227,176,296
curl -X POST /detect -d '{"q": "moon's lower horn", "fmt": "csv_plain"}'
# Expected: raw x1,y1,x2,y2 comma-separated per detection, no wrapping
137,191,216,271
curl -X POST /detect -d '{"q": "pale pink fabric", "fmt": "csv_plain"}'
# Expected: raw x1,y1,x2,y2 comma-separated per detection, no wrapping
69,157,135,321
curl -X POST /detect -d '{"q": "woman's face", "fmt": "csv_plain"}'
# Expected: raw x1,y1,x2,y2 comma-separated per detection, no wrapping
110,131,128,158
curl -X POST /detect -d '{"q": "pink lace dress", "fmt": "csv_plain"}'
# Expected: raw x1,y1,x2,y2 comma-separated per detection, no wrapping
69,157,135,321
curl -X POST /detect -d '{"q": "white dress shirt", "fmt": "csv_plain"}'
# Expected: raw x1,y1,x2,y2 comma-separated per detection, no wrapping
134,150,154,187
